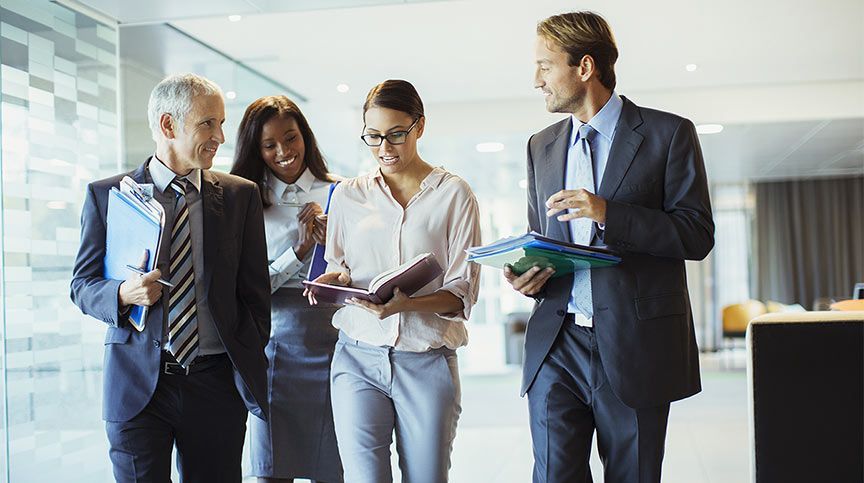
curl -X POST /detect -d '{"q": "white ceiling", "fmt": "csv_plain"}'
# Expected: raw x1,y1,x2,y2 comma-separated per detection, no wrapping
170,0,864,105
71,0,444,25
80,0,864,182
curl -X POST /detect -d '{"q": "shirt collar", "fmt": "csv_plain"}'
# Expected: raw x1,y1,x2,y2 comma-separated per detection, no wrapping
569,91,623,145
149,155,202,193
267,167,316,199
370,166,447,190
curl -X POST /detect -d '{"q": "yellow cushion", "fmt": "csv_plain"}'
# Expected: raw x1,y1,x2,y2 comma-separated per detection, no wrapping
722,300,768,333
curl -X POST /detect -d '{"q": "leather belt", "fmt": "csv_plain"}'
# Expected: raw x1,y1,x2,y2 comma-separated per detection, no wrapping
162,352,228,376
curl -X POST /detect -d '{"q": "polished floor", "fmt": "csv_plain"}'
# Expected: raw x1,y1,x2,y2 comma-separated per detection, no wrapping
283,351,750,483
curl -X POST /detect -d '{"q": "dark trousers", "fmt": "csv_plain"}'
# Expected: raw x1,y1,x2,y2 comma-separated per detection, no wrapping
527,322,670,483
105,354,248,483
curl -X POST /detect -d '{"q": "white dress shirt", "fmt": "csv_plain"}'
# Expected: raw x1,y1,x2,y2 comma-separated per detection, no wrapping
325,166,482,352
264,168,335,292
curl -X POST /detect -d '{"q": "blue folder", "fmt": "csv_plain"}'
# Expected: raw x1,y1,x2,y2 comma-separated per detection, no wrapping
468,232,620,261
306,182,339,281
467,231,621,277
104,187,163,331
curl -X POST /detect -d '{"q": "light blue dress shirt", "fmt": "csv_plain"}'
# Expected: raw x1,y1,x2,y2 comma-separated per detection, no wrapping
564,92,624,318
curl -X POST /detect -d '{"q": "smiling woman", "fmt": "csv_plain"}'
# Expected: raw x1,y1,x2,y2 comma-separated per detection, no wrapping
230,95,344,483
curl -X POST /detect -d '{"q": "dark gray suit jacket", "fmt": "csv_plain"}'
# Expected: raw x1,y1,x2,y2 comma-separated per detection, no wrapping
523,97,715,408
70,160,271,422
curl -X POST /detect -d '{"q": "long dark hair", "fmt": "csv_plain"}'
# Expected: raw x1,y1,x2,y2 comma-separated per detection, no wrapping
231,95,332,207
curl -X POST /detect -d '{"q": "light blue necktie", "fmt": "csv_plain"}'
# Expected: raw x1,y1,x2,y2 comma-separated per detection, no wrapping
569,124,595,321
166,177,199,367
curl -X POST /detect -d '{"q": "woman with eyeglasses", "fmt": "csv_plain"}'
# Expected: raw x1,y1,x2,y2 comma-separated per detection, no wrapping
231,95,343,483
306,79,481,482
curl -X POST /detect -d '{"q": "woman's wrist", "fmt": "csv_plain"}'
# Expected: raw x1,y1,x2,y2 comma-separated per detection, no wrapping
393,294,414,314
293,242,312,260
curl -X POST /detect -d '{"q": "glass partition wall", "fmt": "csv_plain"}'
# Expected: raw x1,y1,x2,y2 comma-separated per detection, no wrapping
0,0,119,480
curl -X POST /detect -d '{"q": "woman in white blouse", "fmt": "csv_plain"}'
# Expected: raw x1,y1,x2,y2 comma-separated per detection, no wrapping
307,80,481,483
231,96,343,483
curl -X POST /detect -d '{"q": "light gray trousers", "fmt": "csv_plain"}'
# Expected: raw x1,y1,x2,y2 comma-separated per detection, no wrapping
330,331,461,483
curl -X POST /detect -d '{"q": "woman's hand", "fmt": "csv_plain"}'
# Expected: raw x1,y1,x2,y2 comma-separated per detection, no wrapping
298,202,323,225
312,213,327,245
346,287,411,320
293,202,324,259
293,220,315,260
304,271,351,305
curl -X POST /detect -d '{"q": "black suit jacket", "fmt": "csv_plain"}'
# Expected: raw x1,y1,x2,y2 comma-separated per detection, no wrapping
70,159,271,422
523,97,715,408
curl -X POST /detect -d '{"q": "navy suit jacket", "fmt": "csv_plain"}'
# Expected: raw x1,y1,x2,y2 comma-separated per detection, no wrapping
70,160,271,422
523,97,715,408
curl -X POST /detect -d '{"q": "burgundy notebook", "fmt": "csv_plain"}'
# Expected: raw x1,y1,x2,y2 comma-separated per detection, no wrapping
302,253,443,305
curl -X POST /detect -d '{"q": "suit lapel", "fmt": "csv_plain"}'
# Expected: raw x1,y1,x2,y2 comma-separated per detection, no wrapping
542,118,573,243
130,160,149,184
599,97,644,200
201,170,224,290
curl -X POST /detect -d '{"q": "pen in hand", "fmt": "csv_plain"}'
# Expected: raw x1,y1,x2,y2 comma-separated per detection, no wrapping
126,264,174,288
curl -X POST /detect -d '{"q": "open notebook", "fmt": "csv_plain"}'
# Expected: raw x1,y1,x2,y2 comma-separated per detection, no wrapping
302,253,443,305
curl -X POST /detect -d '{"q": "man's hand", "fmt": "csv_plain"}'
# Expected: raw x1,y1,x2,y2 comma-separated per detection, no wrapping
304,271,351,305
504,264,555,296
346,287,410,320
545,189,607,224
118,250,163,308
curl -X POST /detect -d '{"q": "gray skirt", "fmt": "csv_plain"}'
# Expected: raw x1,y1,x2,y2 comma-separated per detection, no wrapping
250,288,342,481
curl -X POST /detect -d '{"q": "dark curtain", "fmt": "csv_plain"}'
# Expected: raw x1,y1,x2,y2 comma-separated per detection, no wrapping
755,176,864,309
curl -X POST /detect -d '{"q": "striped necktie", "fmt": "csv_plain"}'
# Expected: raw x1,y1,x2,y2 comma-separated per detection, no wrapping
166,177,199,367
569,123,595,323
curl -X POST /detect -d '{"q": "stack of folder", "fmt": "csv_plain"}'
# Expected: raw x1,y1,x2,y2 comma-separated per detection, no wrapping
104,177,166,330
467,232,621,277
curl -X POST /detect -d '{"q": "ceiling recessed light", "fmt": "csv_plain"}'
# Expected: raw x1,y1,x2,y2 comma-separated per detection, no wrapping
696,123,723,134
476,142,504,153
228,15,242,22
685,64,698,72
225,91,237,100
336,83,350,93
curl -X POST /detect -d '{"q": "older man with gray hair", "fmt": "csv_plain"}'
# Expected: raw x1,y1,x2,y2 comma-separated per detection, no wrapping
71,73,270,482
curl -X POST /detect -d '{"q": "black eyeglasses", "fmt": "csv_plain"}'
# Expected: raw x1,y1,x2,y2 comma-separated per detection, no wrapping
360,117,421,147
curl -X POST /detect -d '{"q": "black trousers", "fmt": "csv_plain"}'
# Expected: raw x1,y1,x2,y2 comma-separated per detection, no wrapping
105,354,248,483
527,322,670,483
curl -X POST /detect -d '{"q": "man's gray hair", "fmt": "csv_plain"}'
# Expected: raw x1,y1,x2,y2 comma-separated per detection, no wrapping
147,73,222,142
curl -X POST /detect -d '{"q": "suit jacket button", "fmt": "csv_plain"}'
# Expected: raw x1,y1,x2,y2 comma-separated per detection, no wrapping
152,339,161,348
556,309,565,316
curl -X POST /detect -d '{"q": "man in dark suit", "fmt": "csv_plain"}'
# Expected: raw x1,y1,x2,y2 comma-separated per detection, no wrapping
70,73,270,482
504,12,715,483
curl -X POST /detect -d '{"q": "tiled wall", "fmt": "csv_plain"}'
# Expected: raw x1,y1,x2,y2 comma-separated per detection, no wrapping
0,0,119,480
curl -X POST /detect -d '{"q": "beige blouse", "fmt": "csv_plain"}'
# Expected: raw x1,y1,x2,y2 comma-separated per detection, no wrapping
325,166,481,352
